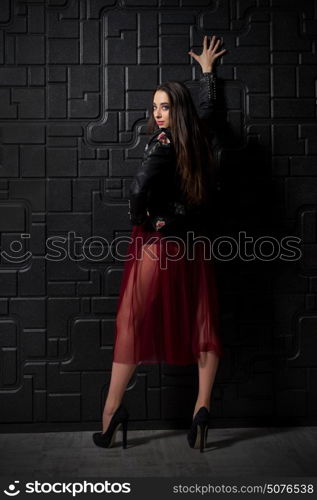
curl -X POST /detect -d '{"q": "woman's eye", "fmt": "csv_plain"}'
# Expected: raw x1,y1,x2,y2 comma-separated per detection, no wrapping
152,106,169,110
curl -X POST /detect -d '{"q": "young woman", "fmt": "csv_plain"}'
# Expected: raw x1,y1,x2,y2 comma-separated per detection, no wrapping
93,35,227,452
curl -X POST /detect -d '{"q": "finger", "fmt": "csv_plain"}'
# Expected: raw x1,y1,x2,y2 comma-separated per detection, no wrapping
211,39,221,53
188,51,198,61
214,48,227,58
209,35,216,50
203,35,207,51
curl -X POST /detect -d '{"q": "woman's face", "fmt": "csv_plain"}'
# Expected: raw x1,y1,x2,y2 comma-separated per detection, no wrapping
153,90,170,128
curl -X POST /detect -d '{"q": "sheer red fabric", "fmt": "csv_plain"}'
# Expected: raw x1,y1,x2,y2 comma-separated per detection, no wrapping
112,225,224,365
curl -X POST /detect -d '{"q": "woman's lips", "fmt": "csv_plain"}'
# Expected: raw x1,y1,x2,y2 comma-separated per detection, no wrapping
156,121,164,124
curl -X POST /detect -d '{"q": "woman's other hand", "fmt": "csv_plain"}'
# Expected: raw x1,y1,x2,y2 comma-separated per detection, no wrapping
188,35,227,73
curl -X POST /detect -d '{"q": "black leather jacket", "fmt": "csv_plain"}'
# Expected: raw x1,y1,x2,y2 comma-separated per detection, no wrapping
128,71,217,235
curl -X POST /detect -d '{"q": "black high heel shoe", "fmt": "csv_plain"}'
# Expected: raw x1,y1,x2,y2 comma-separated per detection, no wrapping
92,403,129,449
187,406,210,452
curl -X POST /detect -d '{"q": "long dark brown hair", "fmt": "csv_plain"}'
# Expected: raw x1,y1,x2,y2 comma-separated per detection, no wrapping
146,80,215,207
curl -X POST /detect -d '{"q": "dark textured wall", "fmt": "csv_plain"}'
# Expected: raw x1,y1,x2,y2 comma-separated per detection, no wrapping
0,0,316,431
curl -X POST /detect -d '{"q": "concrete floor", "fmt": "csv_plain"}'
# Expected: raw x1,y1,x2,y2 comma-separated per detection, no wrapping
0,426,316,477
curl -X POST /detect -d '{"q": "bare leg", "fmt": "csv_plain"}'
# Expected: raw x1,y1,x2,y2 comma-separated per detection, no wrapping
102,242,160,433
193,351,219,419
102,361,137,432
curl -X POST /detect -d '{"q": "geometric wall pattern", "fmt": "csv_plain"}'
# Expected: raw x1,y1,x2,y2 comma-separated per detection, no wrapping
0,0,316,430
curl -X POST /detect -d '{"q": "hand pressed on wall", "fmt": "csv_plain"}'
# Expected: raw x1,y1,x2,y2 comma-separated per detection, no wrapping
188,35,227,73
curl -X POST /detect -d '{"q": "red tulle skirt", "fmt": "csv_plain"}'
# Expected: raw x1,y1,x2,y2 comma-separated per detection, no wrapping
112,225,224,365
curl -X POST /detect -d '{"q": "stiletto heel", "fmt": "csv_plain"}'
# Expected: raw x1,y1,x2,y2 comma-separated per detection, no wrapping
122,419,128,449
199,422,208,452
92,403,129,449
187,406,210,452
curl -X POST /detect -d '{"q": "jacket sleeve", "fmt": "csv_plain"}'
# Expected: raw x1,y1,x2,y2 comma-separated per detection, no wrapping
198,71,217,125
198,71,221,230
128,138,173,225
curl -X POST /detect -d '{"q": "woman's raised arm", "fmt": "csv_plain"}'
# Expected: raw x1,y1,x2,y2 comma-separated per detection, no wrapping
189,35,227,122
